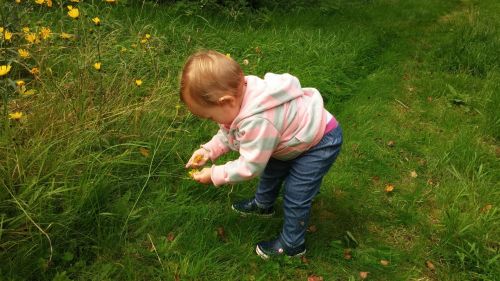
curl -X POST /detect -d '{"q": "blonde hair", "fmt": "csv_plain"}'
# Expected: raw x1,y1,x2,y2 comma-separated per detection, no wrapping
180,50,244,106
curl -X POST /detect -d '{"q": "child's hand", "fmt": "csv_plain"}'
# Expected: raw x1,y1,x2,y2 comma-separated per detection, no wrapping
191,167,212,184
185,148,210,168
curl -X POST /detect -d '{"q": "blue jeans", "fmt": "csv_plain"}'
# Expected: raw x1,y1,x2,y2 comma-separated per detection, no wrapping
254,126,343,247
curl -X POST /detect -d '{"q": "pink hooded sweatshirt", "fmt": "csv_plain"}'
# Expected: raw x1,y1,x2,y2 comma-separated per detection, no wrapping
202,73,337,186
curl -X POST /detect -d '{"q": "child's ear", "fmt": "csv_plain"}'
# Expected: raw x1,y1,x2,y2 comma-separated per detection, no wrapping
218,95,235,105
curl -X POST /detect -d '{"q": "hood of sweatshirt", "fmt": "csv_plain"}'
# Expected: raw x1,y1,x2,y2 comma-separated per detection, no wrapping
232,73,305,125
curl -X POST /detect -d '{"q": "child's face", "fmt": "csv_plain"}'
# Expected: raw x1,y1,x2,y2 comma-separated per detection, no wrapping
184,93,241,126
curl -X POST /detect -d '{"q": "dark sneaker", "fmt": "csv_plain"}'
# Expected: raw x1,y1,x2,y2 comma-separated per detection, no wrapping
231,198,274,217
256,237,306,259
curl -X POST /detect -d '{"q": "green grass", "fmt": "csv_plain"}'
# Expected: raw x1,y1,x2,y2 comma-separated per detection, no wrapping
1,0,499,280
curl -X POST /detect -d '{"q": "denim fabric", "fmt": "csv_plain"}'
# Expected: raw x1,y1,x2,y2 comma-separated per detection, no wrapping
254,126,343,247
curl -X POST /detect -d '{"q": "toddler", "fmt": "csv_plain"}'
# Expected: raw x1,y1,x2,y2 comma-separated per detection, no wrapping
181,50,342,259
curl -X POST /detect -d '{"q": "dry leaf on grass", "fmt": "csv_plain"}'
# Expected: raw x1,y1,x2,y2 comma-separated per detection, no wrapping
481,204,492,213
167,232,175,242
359,271,369,279
307,275,323,281
426,260,435,271
343,249,352,260
139,147,150,157
385,184,395,193
380,259,389,266
301,255,309,264
217,227,227,242
410,170,418,178
307,224,318,233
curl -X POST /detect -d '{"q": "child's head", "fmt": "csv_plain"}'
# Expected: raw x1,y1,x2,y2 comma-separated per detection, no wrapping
180,50,245,125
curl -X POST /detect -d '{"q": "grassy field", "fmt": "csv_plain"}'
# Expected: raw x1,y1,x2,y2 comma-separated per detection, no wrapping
0,0,499,280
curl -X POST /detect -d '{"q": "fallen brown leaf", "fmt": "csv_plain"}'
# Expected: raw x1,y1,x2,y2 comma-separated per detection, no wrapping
410,170,418,178
217,226,227,242
301,255,309,264
167,232,175,242
139,147,150,157
481,204,493,212
343,249,352,260
387,140,395,147
307,275,323,281
425,260,435,271
307,224,318,233
385,184,395,193
359,271,369,279
380,259,389,266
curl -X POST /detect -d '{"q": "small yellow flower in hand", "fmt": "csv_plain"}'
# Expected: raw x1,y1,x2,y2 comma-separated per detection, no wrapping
188,169,200,178
193,154,204,164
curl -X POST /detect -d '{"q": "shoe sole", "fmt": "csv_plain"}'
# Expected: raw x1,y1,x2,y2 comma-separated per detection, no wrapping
231,205,274,218
255,245,306,260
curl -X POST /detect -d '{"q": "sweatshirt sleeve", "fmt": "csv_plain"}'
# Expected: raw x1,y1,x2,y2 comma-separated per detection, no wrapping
211,118,280,186
201,128,231,161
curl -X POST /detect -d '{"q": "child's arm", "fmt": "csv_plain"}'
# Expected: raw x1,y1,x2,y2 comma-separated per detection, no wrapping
210,118,280,186
201,128,231,161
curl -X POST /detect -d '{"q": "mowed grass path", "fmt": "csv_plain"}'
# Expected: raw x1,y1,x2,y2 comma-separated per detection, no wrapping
1,0,498,280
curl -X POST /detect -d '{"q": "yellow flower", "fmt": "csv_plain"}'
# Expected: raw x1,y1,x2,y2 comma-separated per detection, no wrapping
140,39,147,44
135,79,143,86
104,0,117,3
22,27,30,33
40,27,51,40
18,49,30,58
0,27,3,33
4,30,13,41
226,53,231,58
92,17,101,26
25,33,38,44
67,6,79,19
30,67,40,75
145,34,151,39
60,32,73,39
20,87,36,96
93,62,101,71
70,0,80,2
16,80,25,87
35,0,44,4
0,65,12,76
16,0,22,3
9,112,23,120
188,169,200,178
46,0,52,7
